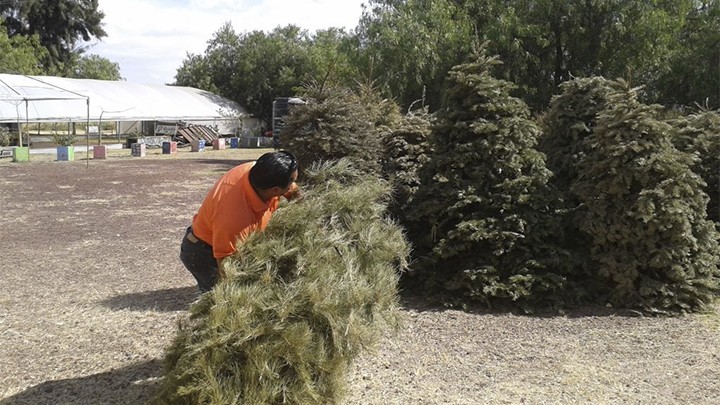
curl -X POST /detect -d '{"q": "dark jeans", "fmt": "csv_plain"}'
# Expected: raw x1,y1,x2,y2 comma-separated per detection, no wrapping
180,227,218,292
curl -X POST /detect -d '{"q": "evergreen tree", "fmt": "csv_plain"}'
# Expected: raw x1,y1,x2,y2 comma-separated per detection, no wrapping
671,110,720,226
282,83,388,176
572,82,720,313
355,81,403,130
407,47,569,310
381,108,433,224
540,77,628,299
152,159,408,404
540,77,627,191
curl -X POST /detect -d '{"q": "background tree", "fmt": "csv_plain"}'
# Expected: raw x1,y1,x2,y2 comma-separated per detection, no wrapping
380,108,433,243
595,0,691,88
572,82,720,313
407,47,569,310
232,25,314,128
460,0,564,109
460,0,692,109
174,53,218,94
175,24,319,127
671,110,720,225
356,0,474,112
66,54,121,80
307,28,359,89
174,0,717,124
174,26,244,112
0,0,107,72
539,77,628,301
281,83,386,176
0,20,46,74
655,0,720,109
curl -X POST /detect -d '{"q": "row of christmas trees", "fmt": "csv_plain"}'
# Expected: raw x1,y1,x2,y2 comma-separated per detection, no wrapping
150,47,720,404
283,47,720,315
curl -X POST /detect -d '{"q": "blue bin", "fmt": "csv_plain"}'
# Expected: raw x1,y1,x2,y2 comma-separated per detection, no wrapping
230,137,239,148
191,139,205,152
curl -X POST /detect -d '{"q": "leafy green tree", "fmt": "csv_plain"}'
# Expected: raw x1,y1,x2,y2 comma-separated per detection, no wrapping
0,19,46,74
597,1,692,86
355,0,694,111
307,28,359,89
460,0,560,109
175,24,316,127
655,1,720,108
1,0,107,71
461,0,692,109
66,54,121,80
572,81,720,313
174,53,218,94
196,23,242,101
232,25,315,127
407,47,569,310
356,0,474,112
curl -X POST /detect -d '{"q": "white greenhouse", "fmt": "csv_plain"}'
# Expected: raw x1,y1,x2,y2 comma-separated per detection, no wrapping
0,73,259,144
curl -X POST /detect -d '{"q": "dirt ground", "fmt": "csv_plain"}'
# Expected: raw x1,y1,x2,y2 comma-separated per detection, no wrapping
1,148,719,405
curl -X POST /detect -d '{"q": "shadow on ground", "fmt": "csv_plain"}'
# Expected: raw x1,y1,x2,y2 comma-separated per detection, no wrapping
397,284,644,318
100,286,198,312
0,359,162,405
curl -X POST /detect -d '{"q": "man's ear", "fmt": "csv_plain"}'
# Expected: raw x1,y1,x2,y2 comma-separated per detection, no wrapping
272,186,285,196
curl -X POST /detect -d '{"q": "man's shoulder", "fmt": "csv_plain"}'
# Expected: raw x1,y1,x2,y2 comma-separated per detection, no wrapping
234,160,256,171
225,161,255,178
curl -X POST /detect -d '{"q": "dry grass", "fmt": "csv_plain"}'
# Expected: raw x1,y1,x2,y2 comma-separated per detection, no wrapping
0,149,719,405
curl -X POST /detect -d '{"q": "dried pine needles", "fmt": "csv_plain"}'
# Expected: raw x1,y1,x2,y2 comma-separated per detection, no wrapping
151,159,409,404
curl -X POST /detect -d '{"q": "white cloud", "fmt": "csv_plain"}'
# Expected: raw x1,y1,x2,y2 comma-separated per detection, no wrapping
88,0,365,84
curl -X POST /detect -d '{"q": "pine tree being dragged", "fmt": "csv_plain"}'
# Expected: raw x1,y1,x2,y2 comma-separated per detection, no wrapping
151,159,409,405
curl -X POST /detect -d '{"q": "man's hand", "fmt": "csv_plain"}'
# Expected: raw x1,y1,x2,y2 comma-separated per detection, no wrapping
284,182,303,201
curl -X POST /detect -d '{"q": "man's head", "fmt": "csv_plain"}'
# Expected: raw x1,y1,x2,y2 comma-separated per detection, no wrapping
249,150,298,199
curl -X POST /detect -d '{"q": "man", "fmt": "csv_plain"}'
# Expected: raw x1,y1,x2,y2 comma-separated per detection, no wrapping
180,150,299,292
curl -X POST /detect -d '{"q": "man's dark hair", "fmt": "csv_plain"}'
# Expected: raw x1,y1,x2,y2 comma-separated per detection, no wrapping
249,150,298,189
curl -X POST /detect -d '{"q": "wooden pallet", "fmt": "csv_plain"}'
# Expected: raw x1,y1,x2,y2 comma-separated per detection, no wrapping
174,125,219,145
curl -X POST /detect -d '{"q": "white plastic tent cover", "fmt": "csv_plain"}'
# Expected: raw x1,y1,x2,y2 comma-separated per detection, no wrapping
0,74,244,123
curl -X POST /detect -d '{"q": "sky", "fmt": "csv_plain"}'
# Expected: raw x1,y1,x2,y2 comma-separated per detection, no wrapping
89,0,366,85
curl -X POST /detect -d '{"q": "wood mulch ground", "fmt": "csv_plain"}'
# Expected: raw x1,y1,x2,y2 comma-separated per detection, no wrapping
1,148,719,405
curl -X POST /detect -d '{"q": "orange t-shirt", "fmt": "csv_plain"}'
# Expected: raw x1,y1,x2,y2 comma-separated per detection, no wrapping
191,162,279,259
